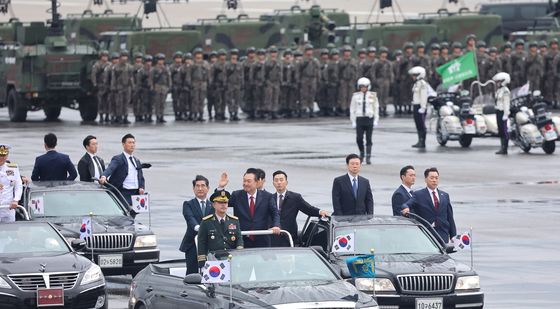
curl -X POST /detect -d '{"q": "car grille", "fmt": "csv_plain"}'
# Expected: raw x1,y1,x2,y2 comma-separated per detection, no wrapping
8,272,79,291
85,233,133,250
397,274,454,293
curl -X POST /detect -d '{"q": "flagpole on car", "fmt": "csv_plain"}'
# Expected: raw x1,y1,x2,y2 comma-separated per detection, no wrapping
90,212,94,262
370,248,376,299
470,227,474,270
228,254,233,308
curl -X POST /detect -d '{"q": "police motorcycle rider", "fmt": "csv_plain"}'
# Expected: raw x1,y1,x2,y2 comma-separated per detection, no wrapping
409,66,429,148
350,77,379,165
492,72,511,155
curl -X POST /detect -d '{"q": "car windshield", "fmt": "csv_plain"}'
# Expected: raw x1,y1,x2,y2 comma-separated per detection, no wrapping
229,249,338,285
0,224,69,256
334,225,441,255
29,190,126,217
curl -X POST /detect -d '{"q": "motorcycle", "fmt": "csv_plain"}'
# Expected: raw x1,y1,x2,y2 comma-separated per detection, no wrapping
429,92,476,147
510,91,557,154
470,80,498,136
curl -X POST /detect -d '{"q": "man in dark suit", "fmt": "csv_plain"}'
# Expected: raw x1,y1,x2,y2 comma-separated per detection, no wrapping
77,135,106,182
391,165,416,216
31,133,77,181
404,167,457,243
221,170,281,248
179,175,214,275
99,133,145,206
271,170,329,246
331,153,374,216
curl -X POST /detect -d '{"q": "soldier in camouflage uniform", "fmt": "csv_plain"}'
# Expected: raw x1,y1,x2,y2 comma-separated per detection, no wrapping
337,45,357,116
366,47,377,90
373,47,393,117
149,53,171,123
91,50,110,123
280,49,299,118
139,55,154,122
242,47,256,119
414,41,431,83
465,34,477,53
212,49,228,120
485,47,502,94
543,39,558,103
207,51,218,120
111,50,135,124
170,51,184,120
293,50,304,117
317,49,330,116
499,42,513,76
325,48,340,117
103,53,120,123
300,45,321,118
451,41,463,59
264,46,282,119
191,48,210,122
526,41,544,92
538,40,548,55
429,43,441,90
398,42,415,114
440,42,450,62
225,49,243,121
357,48,368,77
253,49,267,119
471,41,489,97
181,53,193,120
510,39,527,89
132,52,145,122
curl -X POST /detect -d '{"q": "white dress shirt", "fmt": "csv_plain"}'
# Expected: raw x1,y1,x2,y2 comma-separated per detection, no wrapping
401,184,413,197
122,152,139,190
428,187,440,207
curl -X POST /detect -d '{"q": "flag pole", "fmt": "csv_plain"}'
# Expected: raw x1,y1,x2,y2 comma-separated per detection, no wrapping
470,227,474,270
147,193,151,229
89,212,94,262
228,254,233,308
370,248,376,299
472,51,483,97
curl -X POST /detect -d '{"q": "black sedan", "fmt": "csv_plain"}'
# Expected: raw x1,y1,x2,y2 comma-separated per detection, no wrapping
302,216,484,309
129,247,379,308
0,222,107,308
22,181,159,276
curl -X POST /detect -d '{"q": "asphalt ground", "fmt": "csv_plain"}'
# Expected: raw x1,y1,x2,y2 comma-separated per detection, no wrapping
1,105,559,308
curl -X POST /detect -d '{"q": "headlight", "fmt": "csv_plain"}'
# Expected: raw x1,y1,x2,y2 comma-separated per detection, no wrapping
0,276,11,289
134,235,157,248
355,278,395,292
81,264,104,286
455,275,480,290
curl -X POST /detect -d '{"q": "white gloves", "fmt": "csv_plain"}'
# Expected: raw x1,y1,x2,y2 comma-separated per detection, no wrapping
194,225,200,232
351,122,356,129
373,120,378,128
502,115,508,121
418,108,426,114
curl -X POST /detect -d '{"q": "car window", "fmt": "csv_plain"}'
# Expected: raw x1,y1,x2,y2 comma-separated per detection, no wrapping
520,5,548,20
0,224,69,255
30,190,126,217
486,6,516,20
334,225,441,255
229,249,337,284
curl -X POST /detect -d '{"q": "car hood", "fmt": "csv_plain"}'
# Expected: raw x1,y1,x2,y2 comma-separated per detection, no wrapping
336,253,474,278
35,216,151,237
0,252,91,275
231,280,374,306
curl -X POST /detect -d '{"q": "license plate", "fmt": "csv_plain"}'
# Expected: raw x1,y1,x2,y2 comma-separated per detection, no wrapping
37,288,64,307
416,298,443,309
464,125,476,134
98,254,123,268
545,130,557,141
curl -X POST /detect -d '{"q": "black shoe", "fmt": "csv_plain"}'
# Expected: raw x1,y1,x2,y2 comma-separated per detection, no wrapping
366,157,372,165
123,117,131,124
309,111,315,118
359,151,364,163
175,113,183,121
98,114,104,122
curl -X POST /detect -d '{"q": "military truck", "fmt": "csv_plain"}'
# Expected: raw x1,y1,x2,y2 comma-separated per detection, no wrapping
0,1,98,122
64,10,142,45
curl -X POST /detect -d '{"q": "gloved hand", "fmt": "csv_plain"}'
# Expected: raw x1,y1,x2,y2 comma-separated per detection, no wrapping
418,107,426,114
351,122,356,129
502,115,508,121
373,120,379,128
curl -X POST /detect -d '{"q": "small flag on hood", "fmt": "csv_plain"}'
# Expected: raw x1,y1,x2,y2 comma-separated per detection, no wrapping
332,233,355,253
453,232,471,250
201,260,231,283
79,217,92,240
131,194,149,213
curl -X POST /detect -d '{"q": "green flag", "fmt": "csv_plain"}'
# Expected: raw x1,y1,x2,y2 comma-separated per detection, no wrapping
436,51,478,86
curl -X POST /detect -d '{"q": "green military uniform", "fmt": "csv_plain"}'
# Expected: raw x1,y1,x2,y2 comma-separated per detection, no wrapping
197,214,243,267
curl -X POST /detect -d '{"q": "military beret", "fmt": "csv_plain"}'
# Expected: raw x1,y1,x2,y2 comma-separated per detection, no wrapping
210,190,231,203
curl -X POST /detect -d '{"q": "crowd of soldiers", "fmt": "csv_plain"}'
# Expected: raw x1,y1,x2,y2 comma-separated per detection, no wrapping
89,34,560,124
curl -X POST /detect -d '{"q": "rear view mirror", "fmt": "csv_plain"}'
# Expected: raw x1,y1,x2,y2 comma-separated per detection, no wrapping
445,244,456,254
71,239,86,251
184,273,202,285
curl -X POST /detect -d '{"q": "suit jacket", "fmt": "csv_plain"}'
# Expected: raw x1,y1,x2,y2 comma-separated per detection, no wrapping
179,198,214,252
77,153,106,182
404,187,457,242
331,174,374,216
273,191,321,245
228,189,280,232
31,150,77,181
102,153,145,190
391,185,412,216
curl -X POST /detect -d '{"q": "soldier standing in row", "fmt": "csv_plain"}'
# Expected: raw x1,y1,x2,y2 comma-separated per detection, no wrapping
338,45,357,117
451,41,463,59
265,46,282,120
499,42,513,76
253,49,267,119
317,49,330,116
543,39,558,103
293,50,304,116
526,41,544,92
242,47,256,119
391,49,403,114
398,42,415,114
150,54,171,123
510,39,527,89
191,48,209,122
300,45,321,118
325,49,340,117
225,49,243,121
280,49,299,118
429,43,442,90
170,51,184,121
132,52,144,122
139,55,154,122
103,52,119,123
182,53,193,120
485,48,502,91
111,50,134,124
91,50,110,123
414,41,431,75
213,50,228,120
373,47,393,117
207,51,218,120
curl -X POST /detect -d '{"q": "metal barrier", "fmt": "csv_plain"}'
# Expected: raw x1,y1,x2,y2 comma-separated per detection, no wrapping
195,229,294,248
0,205,30,221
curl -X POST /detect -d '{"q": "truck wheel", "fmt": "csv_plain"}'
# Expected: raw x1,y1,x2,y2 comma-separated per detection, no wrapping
79,97,98,122
44,106,62,121
542,141,555,154
7,89,27,122
459,135,473,148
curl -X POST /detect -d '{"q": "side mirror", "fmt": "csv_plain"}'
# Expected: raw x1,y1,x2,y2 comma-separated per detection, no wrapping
184,273,202,285
71,239,87,251
445,244,456,254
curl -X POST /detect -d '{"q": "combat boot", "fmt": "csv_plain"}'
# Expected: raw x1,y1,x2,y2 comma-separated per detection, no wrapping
175,112,183,121
366,146,372,165
123,116,131,124
495,139,508,155
359,151,365,163
99,114,104,123
309,110,315,118
145,115,153,123
412,134,425,148
271,112,279,120
104,114,110,123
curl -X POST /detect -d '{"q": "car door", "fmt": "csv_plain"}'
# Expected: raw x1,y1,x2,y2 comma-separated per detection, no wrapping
144,274,213,309
300,216,329,250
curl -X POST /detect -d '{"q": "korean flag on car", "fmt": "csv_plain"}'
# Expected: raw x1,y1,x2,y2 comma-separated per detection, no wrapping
202,260,231,283
29,196,44,215
332,233,354,253
453,232,471,250
79,217,92,240
131,194,149,213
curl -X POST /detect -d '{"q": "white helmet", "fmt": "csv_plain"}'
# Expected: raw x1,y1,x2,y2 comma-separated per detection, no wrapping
408,66,426,79
357,77,371,90
492,72,510,86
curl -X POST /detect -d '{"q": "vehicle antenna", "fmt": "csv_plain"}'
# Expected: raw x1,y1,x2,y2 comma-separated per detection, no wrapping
228,254,234,308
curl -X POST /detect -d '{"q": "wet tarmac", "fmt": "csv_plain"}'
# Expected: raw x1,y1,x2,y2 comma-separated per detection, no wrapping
2,107,559,308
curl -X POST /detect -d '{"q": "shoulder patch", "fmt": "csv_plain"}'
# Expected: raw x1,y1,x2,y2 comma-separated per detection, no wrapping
202,214,214,220
7,162,17,168
227,214,238,220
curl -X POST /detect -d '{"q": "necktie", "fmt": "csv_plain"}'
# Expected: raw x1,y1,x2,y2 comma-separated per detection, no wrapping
129,156,137,169
249,196,255,218
278,194,284,211
432,191,440,209
93,156,103,178
409,189,413,197
220,219,225,231
362,92,367,115
200,200,206,215
352,178,358,198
